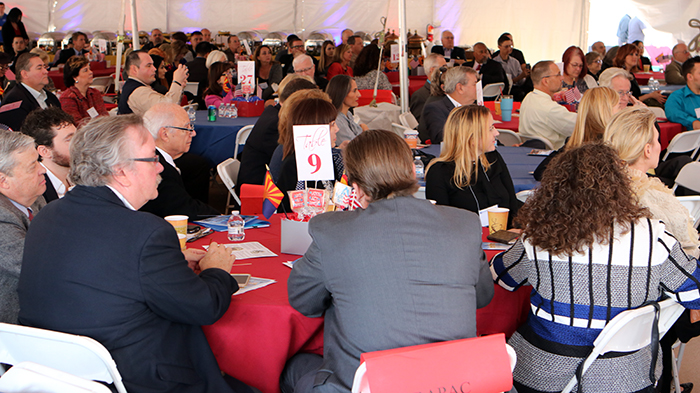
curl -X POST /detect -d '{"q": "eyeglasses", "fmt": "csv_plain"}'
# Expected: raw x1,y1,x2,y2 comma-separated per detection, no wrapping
542,73,562,79
291,45,304,49
295,65,314,74
132,156,159,163
617,90,631,97
594,60,603,64
165,125,195,134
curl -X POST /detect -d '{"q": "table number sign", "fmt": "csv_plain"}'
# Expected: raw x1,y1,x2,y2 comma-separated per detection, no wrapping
293,124,334,181
476,80,484,106
391,44,400,63
238,61,255,86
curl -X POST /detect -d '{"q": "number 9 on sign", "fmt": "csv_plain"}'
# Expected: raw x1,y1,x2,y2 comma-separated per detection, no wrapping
308,154,321,174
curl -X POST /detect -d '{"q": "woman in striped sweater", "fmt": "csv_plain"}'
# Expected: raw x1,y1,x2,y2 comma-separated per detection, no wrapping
491,142,700,393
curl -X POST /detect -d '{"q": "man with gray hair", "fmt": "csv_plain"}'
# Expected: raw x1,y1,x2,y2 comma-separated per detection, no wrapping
409,53,446,122
0,129,46,323
418,66,478,143
598,67,644,108
18,115,259,393
293,54,327,90
140,103,219,220
665,43,691,86
519,60,577,149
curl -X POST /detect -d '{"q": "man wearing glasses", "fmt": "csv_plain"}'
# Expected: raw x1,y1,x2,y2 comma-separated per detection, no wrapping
665,43,691,86
282,38,312,77
519,61,577,149
293,54,328,90
0,53,61,132
19,115,258,393
141,103,219,220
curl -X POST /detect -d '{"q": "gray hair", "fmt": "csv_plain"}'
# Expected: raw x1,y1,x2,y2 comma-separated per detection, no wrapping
0,130,34,176
69,115,148,187
443,66,476,94
598,67,632,88
293,54,313,70
423,53,443,76
143,103,186,139
206,50,227,68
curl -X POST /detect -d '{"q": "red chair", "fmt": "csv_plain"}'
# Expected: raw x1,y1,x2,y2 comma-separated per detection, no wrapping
239,184,264,215
357,90,393,107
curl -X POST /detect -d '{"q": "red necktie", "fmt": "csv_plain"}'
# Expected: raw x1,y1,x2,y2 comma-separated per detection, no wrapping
28,209,33,221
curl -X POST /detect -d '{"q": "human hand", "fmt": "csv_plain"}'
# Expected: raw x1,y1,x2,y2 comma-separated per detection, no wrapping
199,242,235,273
360,123,369,131
173,64,189,85
629,95,647,107
183,248,206,273
649,90,666,104
693,120,700,130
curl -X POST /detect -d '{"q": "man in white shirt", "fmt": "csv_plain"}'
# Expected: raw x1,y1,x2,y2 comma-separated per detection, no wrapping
21,107,75,203
520,61,577,149
0,129,46,323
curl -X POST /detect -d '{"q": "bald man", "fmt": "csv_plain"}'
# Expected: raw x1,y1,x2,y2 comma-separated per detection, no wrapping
431,30,466,65
665,43,691,86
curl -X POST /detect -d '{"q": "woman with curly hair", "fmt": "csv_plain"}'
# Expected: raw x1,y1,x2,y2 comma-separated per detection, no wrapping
425,105,520,227
491,142,700,393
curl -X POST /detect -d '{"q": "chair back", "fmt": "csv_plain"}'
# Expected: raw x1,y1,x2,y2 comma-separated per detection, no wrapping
496,129,522,146
89,76,113,94
351,334,514,393
648,106,665,119
234,125,254,159
672,161,700,193
0,361,112,392
676,195,700,228
184,82,199,96
516,189,534,203
0,323,127,393
399,112,419,130
483,82,505,100
390,123,411,139
662,129,700,161
560,299,685,393
217,158,242,210
357,90,393,107
520,135,554,150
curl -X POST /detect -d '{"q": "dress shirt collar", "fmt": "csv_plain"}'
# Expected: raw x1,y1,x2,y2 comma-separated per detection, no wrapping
532,88,554,100
446,93,462,108
156,147,180,174
22,83,48,109
41,163,68,198
127,76,147,86
681,85,700,98
106,185,136,211
8,198,31,218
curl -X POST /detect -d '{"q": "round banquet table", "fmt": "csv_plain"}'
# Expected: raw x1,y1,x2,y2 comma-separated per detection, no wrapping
192,214,530,393
190,113,259,167
49,66,116,91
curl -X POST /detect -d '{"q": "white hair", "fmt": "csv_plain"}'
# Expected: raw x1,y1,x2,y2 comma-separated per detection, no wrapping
206,50,228,69
143,103,187,139
0,130,34,176
293,54,313,70
423,53,443,76
598,67,632,88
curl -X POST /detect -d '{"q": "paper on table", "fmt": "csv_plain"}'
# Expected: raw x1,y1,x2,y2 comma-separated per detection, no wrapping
482,242,511,250
283,261,296,269
203,241,277,259
234,277,276,295
478,205,499,227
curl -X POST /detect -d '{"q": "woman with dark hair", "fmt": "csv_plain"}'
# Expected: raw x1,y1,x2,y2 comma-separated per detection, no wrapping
276,91,344,212
425,105,520,227
326,74,367,144
203,61,234,107
614,43,666,106
150,54,169,94
561,46,597,94
352,44,392,90
59,56,108,125
633,40,652,71
3,8,28,58
492,141,700,393
585,51,602,81
253,45,282,101
318,40,335,77
326,43,353,80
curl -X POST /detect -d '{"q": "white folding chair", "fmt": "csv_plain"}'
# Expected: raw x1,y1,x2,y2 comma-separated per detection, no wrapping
496,129,521,146
391,122,411,138
672,161,700,194
184,82,199,96
0,361,111,393
520,135,554,150
234,125,254,159
675,195,700,228
560,299,685,393
516,189,534,203
217,158,242,214
483,82,505,100
648,106,666,119
0,323,127,393
399,111,419,130
662,129,700,161
89,76,113,94
671,340,687,393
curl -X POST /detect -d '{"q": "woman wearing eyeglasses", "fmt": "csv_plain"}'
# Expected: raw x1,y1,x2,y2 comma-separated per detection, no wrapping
585,51,602,82
561,46,598,95
425,105,521,228
326,43,354,81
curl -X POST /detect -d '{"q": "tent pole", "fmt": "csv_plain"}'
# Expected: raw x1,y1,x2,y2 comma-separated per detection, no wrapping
131,0,140,50
397,0,409,113
115,0,127,94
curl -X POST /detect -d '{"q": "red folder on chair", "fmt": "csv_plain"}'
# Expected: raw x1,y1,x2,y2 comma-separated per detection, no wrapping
357,334,512,393
240,184,264,215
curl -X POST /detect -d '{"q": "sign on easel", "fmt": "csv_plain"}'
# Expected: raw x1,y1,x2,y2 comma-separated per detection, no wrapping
293,125,334,181
476,80,484,106
238,61,255,85
391,44,400,63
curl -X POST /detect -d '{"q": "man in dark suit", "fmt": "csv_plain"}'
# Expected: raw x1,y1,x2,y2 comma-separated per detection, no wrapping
186,41,213,84
430,30,466,65
53,31,89,66
467,42,509,96
418,66,478,143
409,53,446,123
21,107,75,203
18,114,258,393
281,130,494,393
141,103,219,220
0,130,46,324
0,53,61,132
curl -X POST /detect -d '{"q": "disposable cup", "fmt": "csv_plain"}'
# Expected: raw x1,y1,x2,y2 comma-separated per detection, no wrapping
165,215,188,236
488,208,510,234
643,64,650,72
494,100,502,116
177,234,187,250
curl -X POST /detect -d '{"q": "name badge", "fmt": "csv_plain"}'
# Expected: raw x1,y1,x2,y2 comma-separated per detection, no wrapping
695,107,700,119
87,107,99,118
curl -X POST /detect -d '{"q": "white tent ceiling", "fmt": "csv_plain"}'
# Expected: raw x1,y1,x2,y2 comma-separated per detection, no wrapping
12,0,700,62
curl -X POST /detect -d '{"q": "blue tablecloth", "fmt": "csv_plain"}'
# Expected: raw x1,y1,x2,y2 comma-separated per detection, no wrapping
420,145,545,193
191,114,259,167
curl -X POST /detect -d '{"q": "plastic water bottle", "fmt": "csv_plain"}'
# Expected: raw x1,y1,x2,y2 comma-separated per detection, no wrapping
414,156,424,181
231,104,238,118
227,211,245,241
218,103,226,118
649,77,660,91
226,103,233,118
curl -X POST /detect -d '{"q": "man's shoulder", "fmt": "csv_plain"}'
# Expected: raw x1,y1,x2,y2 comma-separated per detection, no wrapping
668,86,693,101
2,83,29,101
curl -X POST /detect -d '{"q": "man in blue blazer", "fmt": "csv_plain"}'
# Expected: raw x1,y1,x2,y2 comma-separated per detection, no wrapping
18,115,258,393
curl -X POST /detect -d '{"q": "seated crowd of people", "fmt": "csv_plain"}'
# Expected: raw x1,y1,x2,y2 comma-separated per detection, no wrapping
1,20,700,393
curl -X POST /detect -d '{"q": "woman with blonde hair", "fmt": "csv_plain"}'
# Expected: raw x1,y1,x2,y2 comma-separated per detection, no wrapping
326,43,353,80
425,105,520,226
534,86,621,180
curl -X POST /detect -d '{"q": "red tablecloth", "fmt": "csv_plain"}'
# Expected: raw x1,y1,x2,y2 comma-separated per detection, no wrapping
634,71,665,85
194,215,530,393
49,67,116,91
658,121,685,151
386,73,429,98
